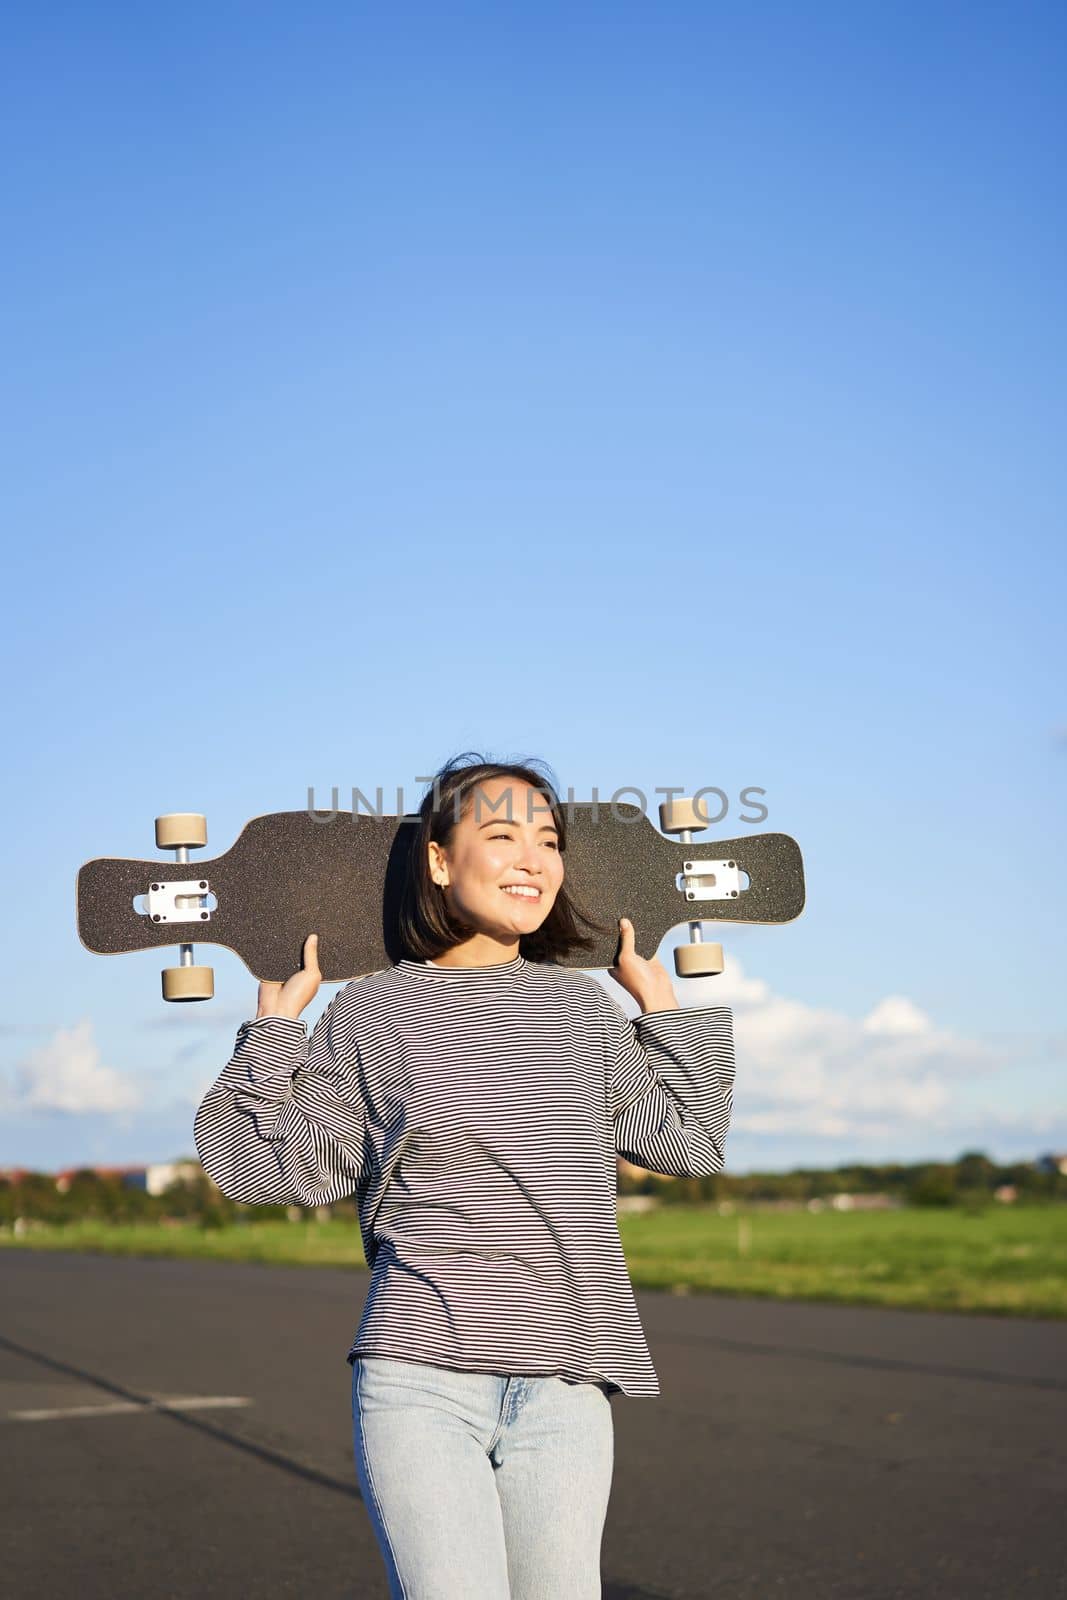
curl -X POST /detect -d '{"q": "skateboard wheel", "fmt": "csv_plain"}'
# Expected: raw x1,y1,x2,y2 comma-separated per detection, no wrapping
659,797,711,835
155,813,208,850
673,941,724,978
162,965,215,1002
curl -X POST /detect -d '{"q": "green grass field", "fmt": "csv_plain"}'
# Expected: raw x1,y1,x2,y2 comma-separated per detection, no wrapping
3,1204,1065,1317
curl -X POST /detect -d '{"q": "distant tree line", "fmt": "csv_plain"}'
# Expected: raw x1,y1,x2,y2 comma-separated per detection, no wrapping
0,1169,261,1230
1,1149,1063,1228
618,1149,1066,1209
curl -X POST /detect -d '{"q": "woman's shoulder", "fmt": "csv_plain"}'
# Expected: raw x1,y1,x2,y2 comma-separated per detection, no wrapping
321,968,411,1052
526,960,611,1004
335,967,405,1007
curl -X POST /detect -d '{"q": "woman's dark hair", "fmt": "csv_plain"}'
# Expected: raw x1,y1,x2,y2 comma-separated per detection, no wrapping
396,751,610,964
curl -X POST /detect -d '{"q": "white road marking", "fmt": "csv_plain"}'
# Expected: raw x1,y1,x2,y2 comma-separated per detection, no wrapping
8,1395,253,1422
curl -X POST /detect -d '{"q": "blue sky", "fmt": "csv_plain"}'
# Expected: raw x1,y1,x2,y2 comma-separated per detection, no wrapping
2,1,1064,1174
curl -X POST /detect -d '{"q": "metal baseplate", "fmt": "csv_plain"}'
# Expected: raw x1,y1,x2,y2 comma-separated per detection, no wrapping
145,879,213,925
679,859,741,902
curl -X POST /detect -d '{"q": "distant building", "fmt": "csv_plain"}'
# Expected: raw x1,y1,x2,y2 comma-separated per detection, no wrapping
1035,1152,1067,1177
146,1160,202,1196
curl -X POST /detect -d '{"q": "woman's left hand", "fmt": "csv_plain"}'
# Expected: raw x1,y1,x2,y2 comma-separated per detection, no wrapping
607,918,679,1014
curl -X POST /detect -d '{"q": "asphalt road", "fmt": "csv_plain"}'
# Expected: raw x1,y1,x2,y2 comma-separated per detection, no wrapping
2,1248,1064,1599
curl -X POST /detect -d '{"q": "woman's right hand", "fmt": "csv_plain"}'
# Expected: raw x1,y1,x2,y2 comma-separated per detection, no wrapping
256,933,322,1021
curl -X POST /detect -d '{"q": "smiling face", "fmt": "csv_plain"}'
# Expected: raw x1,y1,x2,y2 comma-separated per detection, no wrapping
425,776,565,965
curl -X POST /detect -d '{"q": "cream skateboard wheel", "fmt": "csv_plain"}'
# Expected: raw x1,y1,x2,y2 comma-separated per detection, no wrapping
659,797,711,835
674,941,724,978
155,814,208,850
162,965,214,1001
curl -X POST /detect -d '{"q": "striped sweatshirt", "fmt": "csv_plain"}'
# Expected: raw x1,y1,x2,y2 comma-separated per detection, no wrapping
193,952,735,1397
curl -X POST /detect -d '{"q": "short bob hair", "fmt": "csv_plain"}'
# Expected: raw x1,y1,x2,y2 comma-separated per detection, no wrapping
396,751,610,964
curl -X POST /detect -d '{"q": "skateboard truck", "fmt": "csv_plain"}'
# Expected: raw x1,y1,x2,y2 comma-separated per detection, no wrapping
154,814,214,1002
658,797,727,979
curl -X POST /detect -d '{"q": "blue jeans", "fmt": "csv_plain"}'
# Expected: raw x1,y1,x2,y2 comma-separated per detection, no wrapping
351,1355,615,1599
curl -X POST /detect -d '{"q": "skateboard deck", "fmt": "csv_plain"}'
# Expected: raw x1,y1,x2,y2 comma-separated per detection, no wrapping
77,804,805,985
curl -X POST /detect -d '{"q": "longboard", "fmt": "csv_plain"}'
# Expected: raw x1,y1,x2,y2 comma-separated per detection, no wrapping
77,803,805,993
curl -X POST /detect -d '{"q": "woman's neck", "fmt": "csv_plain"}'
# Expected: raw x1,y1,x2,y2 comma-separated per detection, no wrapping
428,935,522,968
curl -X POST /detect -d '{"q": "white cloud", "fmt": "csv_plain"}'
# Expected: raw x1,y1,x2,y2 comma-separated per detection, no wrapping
7,1019,142,1115
861,995,931,1037
646,953,1030,1145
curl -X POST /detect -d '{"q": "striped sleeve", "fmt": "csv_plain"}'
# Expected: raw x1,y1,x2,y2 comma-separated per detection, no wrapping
192,990,368,1207
595,982,735,1177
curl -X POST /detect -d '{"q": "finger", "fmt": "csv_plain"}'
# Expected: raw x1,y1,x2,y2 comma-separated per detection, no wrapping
618,916,635,945
303,933,321,971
